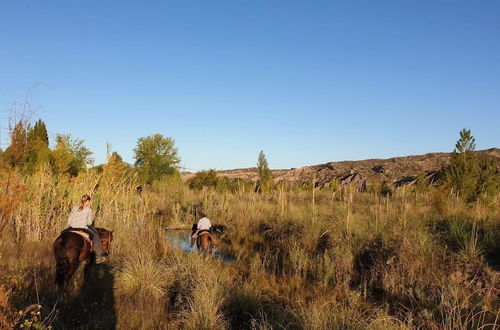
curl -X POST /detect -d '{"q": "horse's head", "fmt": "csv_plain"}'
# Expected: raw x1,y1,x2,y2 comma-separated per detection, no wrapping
96,228,114,255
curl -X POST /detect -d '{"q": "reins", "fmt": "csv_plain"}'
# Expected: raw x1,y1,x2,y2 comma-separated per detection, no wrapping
103,232,112,254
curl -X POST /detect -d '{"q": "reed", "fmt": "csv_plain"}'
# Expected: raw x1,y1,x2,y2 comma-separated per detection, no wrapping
0,166,498,329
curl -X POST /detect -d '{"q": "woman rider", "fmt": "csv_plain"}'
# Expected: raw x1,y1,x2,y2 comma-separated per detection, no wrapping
65,194,106,264
190,212,213,248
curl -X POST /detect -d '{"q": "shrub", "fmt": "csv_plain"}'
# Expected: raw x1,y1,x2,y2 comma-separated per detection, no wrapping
444,129,500,201
189,170,219,190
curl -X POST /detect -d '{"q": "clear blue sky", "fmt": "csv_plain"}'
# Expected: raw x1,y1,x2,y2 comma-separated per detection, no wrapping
0,1,499,171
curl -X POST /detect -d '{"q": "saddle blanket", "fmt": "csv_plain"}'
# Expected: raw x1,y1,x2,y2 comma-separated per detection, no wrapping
69,230,92,243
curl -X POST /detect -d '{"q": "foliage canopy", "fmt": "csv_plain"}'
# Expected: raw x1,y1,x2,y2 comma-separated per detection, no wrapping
445,129,499,201
257,150,273,192
134,134,180,184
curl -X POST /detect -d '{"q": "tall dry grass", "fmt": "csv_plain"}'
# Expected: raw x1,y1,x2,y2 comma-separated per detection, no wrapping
0,165,499,329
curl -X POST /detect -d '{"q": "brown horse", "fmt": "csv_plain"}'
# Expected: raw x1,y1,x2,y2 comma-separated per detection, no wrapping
196,231,214,253
53,228,113,287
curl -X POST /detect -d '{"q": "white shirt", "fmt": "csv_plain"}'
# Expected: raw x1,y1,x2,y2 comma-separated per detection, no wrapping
197,217,212,231
66,206,94,229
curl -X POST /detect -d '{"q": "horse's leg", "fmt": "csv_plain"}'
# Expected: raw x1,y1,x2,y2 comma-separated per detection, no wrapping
64,257,79,288
54,236,69,287
55,255,68,287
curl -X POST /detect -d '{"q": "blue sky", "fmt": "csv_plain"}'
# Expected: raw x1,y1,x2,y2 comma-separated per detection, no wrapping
0,1,499,171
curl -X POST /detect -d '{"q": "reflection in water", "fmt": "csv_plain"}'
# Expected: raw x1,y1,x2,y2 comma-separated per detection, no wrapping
166,230,196,252
165,230,235,262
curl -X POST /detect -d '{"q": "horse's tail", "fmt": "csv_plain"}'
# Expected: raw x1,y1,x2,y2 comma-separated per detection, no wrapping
199,232,212,253
53,235,68,286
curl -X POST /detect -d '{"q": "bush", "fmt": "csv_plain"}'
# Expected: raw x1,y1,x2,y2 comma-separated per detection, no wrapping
444,129,500,201
188,170,251,193
189,170,219,190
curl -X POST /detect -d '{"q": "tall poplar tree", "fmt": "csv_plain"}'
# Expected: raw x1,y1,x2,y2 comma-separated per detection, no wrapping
257,150,273,192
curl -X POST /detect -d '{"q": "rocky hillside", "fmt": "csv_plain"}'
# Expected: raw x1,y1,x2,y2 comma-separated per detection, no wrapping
182,148,500,190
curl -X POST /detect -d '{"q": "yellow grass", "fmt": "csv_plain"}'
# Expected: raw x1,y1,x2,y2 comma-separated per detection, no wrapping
0,166,499,329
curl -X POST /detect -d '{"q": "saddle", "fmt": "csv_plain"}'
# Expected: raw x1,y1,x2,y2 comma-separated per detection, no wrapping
68,230,93,246
198,229,211,236
197,230,214,241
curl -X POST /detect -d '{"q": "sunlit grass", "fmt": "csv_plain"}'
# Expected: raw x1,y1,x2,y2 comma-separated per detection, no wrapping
0,166,499,328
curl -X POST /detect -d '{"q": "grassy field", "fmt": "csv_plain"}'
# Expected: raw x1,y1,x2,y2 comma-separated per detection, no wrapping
0,167,499,329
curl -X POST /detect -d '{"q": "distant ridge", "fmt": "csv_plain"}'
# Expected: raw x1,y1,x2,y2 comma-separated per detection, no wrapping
182,148,500,189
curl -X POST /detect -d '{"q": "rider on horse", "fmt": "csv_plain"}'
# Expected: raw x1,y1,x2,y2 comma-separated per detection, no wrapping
190,212,213,248
63,194,106,264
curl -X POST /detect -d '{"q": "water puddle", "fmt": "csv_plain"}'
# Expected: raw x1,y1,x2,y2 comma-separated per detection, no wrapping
166,230,236,262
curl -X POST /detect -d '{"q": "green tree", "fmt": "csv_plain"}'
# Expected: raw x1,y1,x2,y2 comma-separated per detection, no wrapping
51,138,73,175
24,119,50,174
454,129,476,153
27,119,49,146
445,129,477,200
257,150,273,192
134,134,180,184
445,129,499,201
51,134,93,176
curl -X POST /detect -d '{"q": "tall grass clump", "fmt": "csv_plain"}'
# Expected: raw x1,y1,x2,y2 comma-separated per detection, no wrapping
0,156,498,328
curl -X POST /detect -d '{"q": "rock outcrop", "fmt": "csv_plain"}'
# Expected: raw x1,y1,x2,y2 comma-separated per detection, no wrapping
182,148,500,190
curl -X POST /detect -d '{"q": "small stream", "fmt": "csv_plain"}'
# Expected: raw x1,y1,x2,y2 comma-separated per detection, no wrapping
165,230,236,262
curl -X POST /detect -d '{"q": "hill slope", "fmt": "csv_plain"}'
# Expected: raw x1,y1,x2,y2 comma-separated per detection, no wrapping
182,148,500,189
